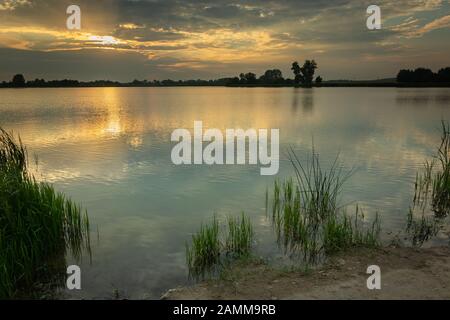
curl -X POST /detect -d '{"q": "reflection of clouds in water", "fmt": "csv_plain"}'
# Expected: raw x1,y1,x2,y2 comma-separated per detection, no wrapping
38,169,82,183
67,215,189,299
127,136,143,148
257,214,271,227
1,87,449,298
29,139,159,184
396,89,450,105
102,119,122,137
339,123,440,178
4,87,447,196
93,215,174,250
0,87,337,149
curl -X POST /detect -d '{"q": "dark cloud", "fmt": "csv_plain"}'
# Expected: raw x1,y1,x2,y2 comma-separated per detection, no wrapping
0,0,449,80
113,27,187,42
0,47,147,81
0,47,223,81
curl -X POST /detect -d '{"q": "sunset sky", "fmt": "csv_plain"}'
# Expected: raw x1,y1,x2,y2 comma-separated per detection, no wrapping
0,0,449,81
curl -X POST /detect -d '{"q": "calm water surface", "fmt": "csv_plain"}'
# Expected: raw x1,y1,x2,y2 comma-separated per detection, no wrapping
0,87,449,298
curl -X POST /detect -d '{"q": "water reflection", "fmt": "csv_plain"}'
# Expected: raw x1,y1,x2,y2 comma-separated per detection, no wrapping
301,90,314,114
396,89,450,105
291,88,299,112
289,88,314,115
0,87,449,298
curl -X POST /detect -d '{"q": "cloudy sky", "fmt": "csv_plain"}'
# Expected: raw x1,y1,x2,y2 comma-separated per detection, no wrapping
0,0,449,81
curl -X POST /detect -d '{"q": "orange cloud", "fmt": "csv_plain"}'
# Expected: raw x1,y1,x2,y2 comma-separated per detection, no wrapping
0,0,30,11
418,15,450,34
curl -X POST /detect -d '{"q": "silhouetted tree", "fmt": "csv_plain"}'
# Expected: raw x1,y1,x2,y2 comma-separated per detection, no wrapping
11,74,26,87
246,73,257,84
301,60,317,87
397,69,414,82
291,60,317,87
413,68,435,82
437,67,450,82
227,77,240,85
28,78,46,87
239,72,257,84
161,79,176,86
397,67,444,83
291,62,301,85
259,69,284,84
315,76,323,86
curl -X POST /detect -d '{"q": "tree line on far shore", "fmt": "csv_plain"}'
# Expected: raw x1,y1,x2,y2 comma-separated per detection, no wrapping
397,67,450,83
2,62,449,88
0,60,321,88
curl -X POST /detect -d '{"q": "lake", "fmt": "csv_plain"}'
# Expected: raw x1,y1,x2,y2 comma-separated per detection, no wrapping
0,87,449,298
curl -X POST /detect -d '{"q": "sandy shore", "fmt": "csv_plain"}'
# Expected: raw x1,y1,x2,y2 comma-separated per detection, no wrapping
162,246,450,300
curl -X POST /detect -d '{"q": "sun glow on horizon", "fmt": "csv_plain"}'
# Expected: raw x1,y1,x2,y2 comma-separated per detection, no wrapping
88,35,122,46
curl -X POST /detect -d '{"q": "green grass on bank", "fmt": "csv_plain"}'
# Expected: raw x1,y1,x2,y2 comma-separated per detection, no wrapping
186,213,254,279
0,128,90,298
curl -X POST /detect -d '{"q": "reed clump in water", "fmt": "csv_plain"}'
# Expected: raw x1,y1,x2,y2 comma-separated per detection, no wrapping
414,121,450,217
185,216,221,278
0,128,90,298
225,213,253,257
271,146,380,262
323,205,380,254
432,121,450,215
406,208,440,247
186,213,253,279
408,121,450,246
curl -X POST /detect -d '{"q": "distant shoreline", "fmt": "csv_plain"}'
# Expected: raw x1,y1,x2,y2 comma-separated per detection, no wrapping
229,82,450,88
3,66,449,89
1,82,450,89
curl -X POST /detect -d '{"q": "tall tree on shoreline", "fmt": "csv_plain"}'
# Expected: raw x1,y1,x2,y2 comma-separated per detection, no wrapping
291,62,301,85
291,60,317,87
11,74,26,87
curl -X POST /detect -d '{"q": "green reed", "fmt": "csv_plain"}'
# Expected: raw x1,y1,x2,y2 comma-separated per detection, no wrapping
186,216,221,278
432,120,450,215
271,146,380,262
406,208,440,247
414,121,450,217
186,213,254,279
0,128,90,298
225,213,253,257
323,206,380,254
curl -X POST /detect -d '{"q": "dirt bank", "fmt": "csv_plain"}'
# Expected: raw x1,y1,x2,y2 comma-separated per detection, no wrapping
162,246,450,299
